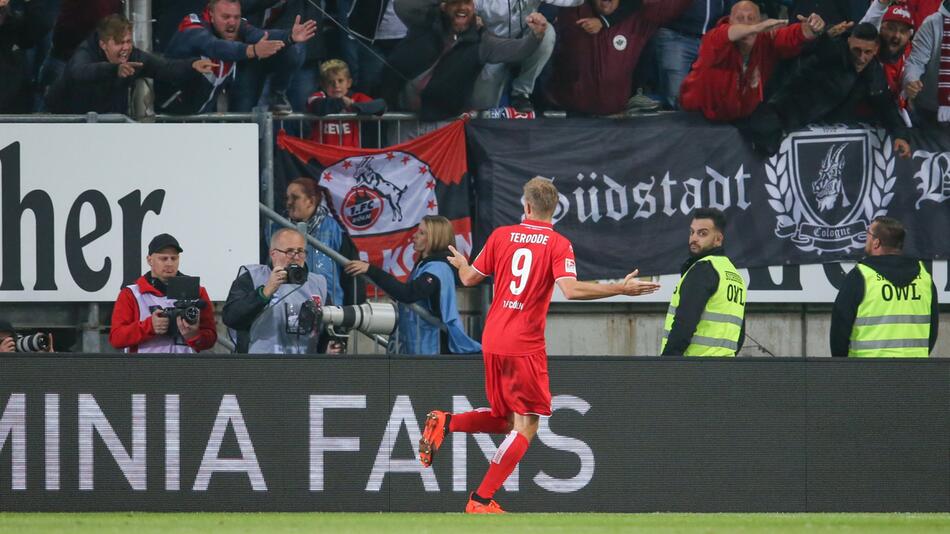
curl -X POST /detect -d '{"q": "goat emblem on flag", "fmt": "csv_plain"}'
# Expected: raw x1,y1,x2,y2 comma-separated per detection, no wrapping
765,126,896,254
325,153,437,234
276,121,472,281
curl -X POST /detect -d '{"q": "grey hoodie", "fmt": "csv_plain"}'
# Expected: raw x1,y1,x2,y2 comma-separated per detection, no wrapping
476,0,583,38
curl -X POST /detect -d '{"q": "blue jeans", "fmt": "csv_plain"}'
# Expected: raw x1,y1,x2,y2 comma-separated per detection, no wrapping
654,28,699,110
231,44,306,111
288,64,318,111
470,24,556,109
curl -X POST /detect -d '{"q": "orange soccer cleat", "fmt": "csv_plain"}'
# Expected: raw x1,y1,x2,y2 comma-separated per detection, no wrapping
419,410,449,467
464,493,505,514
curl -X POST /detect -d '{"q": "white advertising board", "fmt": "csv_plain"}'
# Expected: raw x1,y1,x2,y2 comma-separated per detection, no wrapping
0,124,259,301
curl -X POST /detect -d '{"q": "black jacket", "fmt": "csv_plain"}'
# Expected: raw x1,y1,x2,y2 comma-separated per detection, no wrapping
364,251,452,353
241,0,330,62
46,34,198,114
0,4,44,113
223,266,356,353
770,34,907,138
789,0,867,27
830,255,939,357
222,271,269,354
662,247,746,356
349,0,392,42
381,0,541,120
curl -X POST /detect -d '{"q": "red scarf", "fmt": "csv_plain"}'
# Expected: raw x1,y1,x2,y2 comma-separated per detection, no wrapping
940,14,950,107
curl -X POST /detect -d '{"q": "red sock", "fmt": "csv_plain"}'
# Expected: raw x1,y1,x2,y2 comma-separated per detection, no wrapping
449,409,510,434
475,430,529,499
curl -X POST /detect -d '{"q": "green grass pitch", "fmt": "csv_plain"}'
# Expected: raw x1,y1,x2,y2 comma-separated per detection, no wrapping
1,513,949,533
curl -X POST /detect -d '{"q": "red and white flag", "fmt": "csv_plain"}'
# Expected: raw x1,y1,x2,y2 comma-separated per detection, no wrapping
276,121,473,281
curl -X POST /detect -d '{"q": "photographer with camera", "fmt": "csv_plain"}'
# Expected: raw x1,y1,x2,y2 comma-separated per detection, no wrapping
223,228,330,354
345,215,480,355
109,234,218,353
0,319,54,353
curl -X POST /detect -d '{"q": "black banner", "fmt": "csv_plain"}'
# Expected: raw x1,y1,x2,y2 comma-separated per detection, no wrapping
1,355,948,512
467,115,950,279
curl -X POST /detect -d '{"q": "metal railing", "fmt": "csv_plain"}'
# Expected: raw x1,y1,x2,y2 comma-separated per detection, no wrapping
154,110,425,210
0,113,136,123
1,111,464,353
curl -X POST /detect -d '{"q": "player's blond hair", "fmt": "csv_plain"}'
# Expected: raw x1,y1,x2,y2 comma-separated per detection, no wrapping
421,215,454,257
523,176,559,219
319,59,352,84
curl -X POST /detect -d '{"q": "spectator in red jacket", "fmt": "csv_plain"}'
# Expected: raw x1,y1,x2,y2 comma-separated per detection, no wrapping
545,0,692,116
307,59,382,147
680,1,823,122
110,234,217,354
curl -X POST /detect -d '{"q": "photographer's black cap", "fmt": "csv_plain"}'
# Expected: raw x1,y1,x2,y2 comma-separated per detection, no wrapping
148,234,183,255
0,319,14,335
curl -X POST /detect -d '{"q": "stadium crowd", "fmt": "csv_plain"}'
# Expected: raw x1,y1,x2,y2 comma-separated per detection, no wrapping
0,0,941,358
0,0,942,140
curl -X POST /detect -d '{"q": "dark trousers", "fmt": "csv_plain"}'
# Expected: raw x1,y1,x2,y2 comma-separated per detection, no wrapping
231,43,306,112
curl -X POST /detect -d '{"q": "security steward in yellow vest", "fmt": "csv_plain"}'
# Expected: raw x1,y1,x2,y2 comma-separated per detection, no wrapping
661,208,746,356
830,217,938,357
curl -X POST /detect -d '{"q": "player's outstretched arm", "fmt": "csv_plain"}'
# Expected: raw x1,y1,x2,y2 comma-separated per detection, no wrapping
557,269,661,301
448,245,486,287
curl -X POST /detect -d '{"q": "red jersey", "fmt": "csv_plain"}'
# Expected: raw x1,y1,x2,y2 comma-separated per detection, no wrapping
472,220,577,355
307,91,373,147
883,46,910,109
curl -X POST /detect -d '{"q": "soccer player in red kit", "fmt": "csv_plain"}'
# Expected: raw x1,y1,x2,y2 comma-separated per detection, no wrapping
418,177,661,513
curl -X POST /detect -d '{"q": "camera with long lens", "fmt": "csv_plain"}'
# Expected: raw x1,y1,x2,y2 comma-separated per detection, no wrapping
15,333,50,352
150,276,205,344
321,302,398,337
285,263,308,285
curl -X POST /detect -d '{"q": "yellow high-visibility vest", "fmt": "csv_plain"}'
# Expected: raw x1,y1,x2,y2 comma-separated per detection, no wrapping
849,261,932,357
661,255,746,356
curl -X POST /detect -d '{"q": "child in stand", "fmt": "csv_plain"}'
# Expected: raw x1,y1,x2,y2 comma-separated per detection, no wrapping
307,59,384,147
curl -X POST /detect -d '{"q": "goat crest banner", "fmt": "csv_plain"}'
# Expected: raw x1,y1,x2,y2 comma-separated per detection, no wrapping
466,115,950,279
277,122,473,281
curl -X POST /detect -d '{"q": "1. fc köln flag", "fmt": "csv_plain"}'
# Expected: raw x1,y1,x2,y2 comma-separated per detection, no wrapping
276,121,473,281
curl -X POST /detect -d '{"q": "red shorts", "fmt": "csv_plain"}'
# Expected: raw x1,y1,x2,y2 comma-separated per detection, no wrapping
483,350,552,418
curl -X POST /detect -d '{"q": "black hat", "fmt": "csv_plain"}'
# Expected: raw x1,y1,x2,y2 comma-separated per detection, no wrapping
0,319,14,335
148,233,183,255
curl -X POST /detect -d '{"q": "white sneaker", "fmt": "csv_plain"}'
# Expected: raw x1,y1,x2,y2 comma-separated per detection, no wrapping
625,89,661,112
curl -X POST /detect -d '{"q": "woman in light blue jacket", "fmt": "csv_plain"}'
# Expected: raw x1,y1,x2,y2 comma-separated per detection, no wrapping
345,215,481,354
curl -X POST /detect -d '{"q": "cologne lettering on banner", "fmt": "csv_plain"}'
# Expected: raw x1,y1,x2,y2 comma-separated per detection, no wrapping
467,116,950,303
